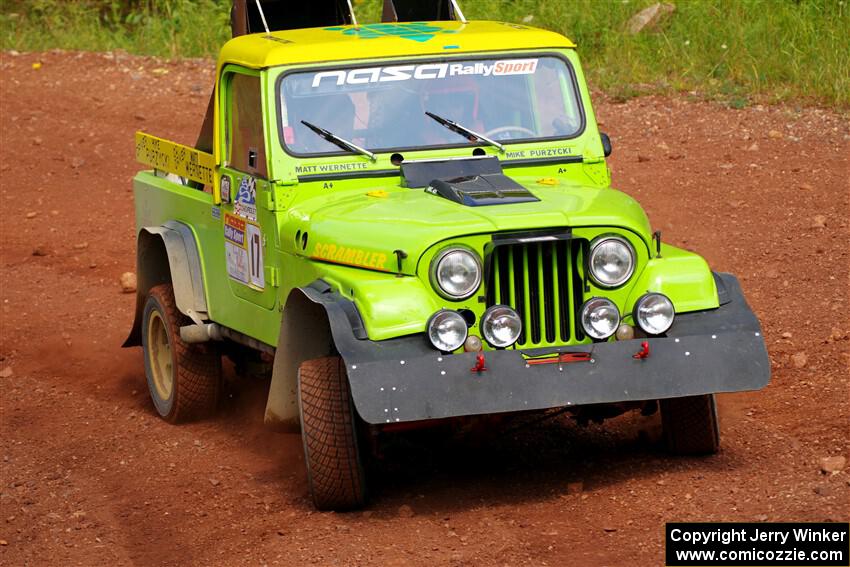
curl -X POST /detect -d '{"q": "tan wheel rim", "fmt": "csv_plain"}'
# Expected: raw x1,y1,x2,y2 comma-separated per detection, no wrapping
147,311,174,401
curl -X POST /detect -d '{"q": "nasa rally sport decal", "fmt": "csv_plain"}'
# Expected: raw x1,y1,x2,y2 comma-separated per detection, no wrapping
311,59,539,88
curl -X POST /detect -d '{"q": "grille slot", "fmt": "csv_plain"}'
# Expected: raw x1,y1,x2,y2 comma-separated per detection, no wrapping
486,239,585,348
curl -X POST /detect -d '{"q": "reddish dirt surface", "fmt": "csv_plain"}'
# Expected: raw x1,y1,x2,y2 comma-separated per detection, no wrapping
1,50,848,567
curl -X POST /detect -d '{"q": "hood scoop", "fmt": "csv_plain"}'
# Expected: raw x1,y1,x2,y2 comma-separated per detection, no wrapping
427,174,539,206
401,156,539,207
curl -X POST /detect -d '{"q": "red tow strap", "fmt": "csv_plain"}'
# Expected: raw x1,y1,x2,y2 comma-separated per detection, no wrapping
526,352,592,366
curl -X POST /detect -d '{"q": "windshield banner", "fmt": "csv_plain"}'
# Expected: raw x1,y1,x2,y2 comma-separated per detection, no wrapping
311,59,539,88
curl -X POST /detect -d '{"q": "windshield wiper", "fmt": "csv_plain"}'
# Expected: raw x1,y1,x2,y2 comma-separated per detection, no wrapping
300,120,376,162
425,111,505,153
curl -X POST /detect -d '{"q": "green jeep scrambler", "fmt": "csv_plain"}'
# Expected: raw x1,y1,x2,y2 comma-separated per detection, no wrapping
125,0,770,510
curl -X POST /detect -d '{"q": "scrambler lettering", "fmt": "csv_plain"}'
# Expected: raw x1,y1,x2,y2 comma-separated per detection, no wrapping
312,242,388,271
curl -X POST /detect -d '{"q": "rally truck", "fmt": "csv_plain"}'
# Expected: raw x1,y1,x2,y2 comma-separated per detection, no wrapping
125,0,770,510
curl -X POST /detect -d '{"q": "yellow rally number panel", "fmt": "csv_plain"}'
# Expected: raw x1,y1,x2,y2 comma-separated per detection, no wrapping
135,132,215,186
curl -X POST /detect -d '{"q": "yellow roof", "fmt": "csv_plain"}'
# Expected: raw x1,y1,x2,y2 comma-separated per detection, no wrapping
218,20,576,70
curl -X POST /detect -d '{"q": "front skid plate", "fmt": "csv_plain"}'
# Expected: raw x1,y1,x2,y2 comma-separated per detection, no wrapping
348,328,768,424
310,273,770,425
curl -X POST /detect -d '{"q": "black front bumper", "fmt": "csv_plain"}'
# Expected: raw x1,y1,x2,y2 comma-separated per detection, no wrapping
309,273,770,425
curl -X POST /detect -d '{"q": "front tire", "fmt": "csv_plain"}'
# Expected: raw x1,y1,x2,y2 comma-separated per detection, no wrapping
141,284,221,423
660,394,720,455
297,356,367,511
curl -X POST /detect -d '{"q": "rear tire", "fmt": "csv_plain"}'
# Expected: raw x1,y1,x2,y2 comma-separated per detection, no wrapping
297,356,367,511
660,394,720,455
141,284,221,423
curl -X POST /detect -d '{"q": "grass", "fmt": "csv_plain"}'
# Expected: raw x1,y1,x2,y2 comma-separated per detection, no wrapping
0,0,230,58
1,0,847,107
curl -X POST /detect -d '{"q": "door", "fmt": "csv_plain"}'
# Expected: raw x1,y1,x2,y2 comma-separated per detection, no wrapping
218,68,279,311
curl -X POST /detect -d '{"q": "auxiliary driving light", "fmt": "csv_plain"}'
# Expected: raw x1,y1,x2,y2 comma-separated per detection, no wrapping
633,293,675,335
427,310,468,352
580,298,621,340
481,305,522,348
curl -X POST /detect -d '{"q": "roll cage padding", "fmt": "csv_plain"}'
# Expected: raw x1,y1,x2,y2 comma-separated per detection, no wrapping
197,0,356,153
381,0,460,22
231,0,354,37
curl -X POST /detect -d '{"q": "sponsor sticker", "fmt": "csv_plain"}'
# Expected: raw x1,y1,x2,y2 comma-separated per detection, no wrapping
246,223,265,289
311,59,539,88
220,175,231,203
223,213,245,246
224,215,264,290
225,241,249,285
234,176,257,221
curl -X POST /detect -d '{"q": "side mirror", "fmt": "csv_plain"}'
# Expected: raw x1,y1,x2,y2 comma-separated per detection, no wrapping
600,132,612,157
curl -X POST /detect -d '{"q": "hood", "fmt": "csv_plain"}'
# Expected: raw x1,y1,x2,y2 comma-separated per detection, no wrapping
289,176,651,275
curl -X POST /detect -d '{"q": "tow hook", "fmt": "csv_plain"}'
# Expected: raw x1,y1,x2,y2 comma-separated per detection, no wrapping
470,353,488,373
633,341,650,359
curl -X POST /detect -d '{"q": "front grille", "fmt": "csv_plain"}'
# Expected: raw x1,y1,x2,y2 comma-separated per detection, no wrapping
485,239,585,348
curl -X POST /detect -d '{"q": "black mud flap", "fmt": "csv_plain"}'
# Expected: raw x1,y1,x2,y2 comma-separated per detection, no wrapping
305,273,770,426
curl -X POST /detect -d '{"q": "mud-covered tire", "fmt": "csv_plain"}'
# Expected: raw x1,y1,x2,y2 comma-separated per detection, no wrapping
141,284,221,423
297,356,367,511
660,394,720,455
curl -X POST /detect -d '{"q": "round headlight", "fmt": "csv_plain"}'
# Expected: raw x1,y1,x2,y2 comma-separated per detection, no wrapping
481,305,522,348
431,248,482,300
427,310,468,352
588,236,636,288
580,297,621,340
633,293,675,335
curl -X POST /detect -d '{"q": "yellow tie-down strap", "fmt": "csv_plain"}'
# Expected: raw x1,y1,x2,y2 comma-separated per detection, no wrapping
135,131,215,186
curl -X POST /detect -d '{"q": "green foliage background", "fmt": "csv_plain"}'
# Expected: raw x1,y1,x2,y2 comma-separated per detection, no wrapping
1,0,847,106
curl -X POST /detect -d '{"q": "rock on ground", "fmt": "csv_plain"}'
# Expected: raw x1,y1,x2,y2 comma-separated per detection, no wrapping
790,352,808,368
120,272,137,293
820,456,846,474
627,3,676,34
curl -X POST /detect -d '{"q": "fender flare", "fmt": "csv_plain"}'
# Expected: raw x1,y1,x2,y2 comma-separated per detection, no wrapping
264,280,366,430
123,221,208,347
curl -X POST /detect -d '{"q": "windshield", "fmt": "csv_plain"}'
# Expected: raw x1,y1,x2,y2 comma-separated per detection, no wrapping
278,55,583,156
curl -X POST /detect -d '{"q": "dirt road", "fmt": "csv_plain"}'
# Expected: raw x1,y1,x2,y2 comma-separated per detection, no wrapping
1,50,848,567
